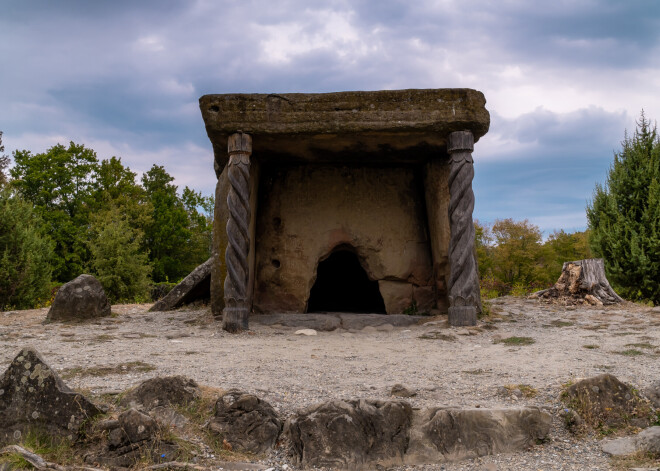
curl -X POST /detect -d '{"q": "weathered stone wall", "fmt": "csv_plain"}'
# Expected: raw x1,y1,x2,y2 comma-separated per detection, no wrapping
253,164,438,314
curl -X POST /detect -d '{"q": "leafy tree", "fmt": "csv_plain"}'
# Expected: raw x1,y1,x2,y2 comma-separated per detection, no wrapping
10,142,99,281
474,220,493,280
544,230,592,281
87,205,151,303
587,112,660,303
142,165,192,282
0,187,54,310
181,186,214,262
492,219,549,289
0,132,9,187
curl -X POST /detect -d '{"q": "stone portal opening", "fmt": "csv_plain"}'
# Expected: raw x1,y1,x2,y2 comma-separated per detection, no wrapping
307,249,386,313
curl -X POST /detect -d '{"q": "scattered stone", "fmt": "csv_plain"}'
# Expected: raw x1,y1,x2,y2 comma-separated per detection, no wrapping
120,376,201,410
294,329,317,336
285,399,412,468
406,407,552,463
149,257,212,312
208,390,282,454
112,408,157,447
561,374,653,430
46,274,111,322
601,435,637,456
0,347,101,445
602,427,660,456
391,384,417,398
644,380,660,408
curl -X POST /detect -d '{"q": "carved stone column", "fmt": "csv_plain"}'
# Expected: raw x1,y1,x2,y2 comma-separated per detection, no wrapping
223,132,252,333
447,131,479,326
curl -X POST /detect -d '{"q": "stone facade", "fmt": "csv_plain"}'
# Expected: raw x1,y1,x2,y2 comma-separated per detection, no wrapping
200,89,490,329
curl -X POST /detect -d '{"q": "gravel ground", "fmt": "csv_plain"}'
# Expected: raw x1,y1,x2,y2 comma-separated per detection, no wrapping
1,297,660,470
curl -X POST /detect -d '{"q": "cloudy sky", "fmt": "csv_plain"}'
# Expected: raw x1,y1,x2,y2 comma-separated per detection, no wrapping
1,0,659,234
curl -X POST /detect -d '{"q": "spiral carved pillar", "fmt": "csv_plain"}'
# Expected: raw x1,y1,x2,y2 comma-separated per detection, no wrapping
447,131,479,326
223,132,252,333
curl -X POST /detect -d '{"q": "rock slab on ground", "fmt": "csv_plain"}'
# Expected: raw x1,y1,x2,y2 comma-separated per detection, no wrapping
602,426,660,456
285,399,413,469
46,274,111,322
406,407,552,463
208,389,282,454
149,257,212,312
120,375,201,410
562,374,653,430
0,347,101,445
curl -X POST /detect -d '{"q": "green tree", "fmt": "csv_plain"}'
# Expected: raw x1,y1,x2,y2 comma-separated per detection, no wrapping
0,132,9,187
543,230,592,281
10,142,99,281
87,205,151,303
0,187,54,310
490,218,548,292
141,165,192,282
181,186,214,262
587,112,660,303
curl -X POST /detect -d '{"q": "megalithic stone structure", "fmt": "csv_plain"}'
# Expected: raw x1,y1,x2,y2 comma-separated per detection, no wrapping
447,131,479,326
223,132,252,333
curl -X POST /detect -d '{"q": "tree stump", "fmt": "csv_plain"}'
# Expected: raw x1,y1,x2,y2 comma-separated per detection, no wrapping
532,258,624,305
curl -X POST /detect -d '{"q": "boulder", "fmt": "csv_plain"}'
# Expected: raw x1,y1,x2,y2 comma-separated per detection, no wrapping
405,407,552,463
644,380,660,408
46,274,111,322
108,408,157,448
0,348,101,445
391,384,417,398
285,399,413,469
207,390,282,454
149,258,212,312
120,376,201,410
602,426,660,456
561,374,653,430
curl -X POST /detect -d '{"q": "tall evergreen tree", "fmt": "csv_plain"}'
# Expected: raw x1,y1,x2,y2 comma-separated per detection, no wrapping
587,112,660,304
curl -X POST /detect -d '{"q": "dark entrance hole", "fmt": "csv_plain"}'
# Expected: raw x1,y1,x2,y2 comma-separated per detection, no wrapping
307,249,386,313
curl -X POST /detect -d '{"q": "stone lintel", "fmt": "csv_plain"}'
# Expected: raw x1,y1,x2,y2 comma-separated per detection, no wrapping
200,89,490,172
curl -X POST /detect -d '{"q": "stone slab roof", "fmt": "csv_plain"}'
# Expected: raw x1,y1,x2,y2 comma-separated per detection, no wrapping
199,89,490,172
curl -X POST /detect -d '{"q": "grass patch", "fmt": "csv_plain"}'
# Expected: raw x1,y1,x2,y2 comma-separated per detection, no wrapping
495,336,535,346
91,334,116,343
610,451,660,470
625,342,655,349
60,361,156,380
418,332,456,341
583,344,600,349
615,349,644,356
503,383,538,398
612,332,636,336
463,368,488,375
543,320,575,328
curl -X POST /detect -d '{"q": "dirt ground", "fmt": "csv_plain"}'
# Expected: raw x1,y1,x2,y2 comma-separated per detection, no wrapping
1,297,660,470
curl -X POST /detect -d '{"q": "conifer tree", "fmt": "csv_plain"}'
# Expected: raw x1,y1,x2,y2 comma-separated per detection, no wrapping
587,112,660,304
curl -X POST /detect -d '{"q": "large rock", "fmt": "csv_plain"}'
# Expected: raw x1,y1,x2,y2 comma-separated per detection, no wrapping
405,407,552,463
602,426,660,456
0,348,101,445
149,258,212,311
207,390,282,454
120,376,201,410
47,274,110,322
285,399,413,469
561,374,653,430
